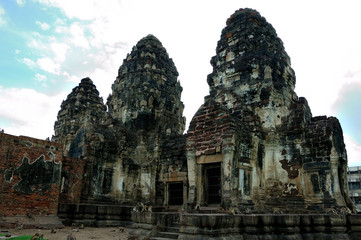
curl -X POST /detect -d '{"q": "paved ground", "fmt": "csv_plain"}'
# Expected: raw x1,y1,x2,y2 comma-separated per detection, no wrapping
0,227,131,240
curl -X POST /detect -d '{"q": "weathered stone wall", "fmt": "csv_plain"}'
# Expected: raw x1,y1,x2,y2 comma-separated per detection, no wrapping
0,132,62,216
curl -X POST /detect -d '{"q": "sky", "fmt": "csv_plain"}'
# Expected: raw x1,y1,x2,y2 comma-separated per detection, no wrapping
1,0,361,166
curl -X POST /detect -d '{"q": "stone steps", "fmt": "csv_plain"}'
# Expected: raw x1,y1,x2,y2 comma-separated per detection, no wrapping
155,231,179,239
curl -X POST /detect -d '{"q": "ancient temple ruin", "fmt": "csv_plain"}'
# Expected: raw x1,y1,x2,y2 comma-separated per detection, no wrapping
51,8,353,214
1,7,360,239
52,34,188,207
186,8,353,213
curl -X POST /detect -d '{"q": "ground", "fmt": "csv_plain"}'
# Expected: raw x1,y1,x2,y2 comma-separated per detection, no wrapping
0,227,131,240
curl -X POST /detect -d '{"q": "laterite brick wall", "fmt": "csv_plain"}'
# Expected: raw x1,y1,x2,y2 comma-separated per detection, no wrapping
0,132,63,216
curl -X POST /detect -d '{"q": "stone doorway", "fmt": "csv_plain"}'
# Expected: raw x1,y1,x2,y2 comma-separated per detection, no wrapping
206,164,221,204
169,182,183,205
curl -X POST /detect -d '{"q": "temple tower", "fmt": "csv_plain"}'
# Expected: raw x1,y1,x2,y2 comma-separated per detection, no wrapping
107,35,186,204
53,77,107,156
187,8,353,213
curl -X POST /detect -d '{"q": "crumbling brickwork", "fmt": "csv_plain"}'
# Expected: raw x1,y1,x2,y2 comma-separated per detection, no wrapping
0,133,62,216
58,156,86,203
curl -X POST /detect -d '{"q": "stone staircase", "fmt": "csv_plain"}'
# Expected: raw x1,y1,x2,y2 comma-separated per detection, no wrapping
151,221,180,240
129,211,180,239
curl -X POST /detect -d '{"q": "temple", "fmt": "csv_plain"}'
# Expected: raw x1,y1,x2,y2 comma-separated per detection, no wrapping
1,8,360,240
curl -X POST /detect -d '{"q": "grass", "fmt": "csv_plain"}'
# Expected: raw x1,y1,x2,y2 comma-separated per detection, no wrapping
8,236,33,240
7,236,48,240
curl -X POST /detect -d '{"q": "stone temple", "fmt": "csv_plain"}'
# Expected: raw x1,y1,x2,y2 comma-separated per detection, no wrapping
1,8,361,240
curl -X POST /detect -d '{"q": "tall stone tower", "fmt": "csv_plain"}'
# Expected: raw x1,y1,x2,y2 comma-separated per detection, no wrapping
187,8,353,213
106,34,186,204
53,77,107,156
107,34,185,136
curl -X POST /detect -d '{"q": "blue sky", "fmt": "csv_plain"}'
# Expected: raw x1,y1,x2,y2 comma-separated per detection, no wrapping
1,0,361,166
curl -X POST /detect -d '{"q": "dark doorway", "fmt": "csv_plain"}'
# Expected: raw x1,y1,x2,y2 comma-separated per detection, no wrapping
206,165,221,204
169,182,183,205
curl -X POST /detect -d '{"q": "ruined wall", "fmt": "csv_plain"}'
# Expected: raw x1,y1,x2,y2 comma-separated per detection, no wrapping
58,156,86,203
0,133,62,216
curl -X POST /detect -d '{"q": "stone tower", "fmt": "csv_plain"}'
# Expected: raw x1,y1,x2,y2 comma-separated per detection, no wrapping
186,8,353,213
106,35,186,204
107,34,185,136
54,35,187,205
53,77,107,156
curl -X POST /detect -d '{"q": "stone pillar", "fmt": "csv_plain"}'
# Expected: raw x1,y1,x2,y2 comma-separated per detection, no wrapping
330,147,346,207
222,145,235,209
186,149,197,208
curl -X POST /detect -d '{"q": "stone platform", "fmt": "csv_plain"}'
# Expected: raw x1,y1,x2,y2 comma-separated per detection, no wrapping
129,211,361,240
57,203,133,227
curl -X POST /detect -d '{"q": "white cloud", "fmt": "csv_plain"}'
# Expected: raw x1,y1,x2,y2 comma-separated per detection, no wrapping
22,57,36,68
36,20,50,30
50,42,69,62
0,87,67,139
37,57,60,74
34,73,47,83
70,23,89,49
16,0,26,7
34,0,122,21
62,71,80,83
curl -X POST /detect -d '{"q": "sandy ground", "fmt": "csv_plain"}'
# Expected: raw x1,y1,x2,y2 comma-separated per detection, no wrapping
0,227,132,240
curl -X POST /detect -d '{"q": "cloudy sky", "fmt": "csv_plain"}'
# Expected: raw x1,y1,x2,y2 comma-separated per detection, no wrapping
1,0,361,166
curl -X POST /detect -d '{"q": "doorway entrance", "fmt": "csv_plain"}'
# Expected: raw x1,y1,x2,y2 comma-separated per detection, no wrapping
169,182,183,205
206,164,221,204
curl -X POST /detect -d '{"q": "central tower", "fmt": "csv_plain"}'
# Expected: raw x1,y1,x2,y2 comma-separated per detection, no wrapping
107,34,185,136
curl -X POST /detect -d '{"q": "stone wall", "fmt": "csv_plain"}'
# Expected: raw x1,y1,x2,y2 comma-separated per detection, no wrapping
0,132,62,216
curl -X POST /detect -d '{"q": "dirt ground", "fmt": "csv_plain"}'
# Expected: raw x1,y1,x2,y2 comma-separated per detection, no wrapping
0,227,132,240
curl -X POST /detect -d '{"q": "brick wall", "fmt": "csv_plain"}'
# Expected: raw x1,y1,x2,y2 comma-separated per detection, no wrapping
0,132,63,216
